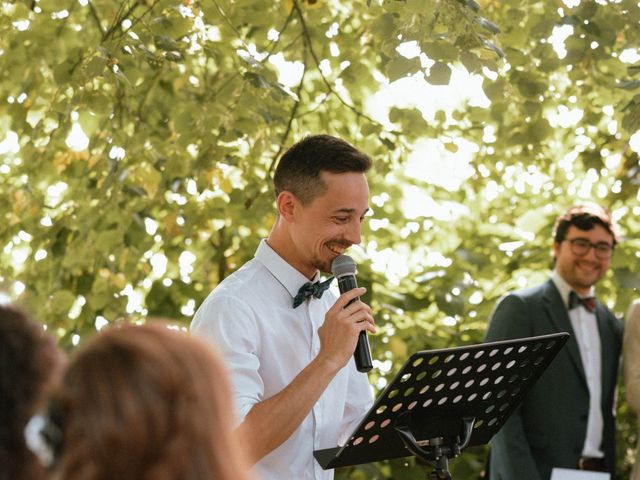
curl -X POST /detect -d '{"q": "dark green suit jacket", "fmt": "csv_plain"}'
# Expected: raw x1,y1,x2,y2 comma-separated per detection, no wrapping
485,279,622,480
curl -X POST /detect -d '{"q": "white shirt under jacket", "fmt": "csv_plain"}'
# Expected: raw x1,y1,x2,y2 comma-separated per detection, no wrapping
551,270,604,459
191,239,374,480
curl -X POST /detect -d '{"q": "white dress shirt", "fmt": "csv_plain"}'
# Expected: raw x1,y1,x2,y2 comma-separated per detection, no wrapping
551,271,604,459
191,240,374,480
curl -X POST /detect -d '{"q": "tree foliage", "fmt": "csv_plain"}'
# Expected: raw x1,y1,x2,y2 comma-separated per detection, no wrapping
1,0,640,477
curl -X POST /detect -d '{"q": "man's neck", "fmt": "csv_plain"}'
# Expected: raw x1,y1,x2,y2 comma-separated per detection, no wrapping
265,234,317,281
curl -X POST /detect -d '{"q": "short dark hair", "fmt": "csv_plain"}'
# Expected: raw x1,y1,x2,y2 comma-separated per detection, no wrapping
553,203,620,246
273,134,372,204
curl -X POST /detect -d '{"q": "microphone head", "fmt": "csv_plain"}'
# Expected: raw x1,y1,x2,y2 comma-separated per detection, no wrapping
331,254,356,277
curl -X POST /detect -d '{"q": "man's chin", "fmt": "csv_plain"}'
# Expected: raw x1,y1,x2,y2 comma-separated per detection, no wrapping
576,275,602,289
312,260,333,275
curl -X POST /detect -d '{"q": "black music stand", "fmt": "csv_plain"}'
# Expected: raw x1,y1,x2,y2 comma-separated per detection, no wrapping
314,333,569,479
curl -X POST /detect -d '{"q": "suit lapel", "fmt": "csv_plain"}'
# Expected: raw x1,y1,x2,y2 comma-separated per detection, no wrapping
541,280,587,384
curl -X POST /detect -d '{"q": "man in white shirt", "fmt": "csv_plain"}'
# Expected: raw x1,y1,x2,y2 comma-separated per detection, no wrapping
485,204,623,480
191,134,376,480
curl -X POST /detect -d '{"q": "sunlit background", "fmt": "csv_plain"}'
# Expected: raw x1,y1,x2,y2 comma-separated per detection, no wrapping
1,0,639,344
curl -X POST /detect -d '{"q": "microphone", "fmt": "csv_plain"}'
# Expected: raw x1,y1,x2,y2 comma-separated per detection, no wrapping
331,254,373,373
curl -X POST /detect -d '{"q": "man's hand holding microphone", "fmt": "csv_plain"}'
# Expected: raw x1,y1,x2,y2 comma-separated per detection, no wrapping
317,255,375,373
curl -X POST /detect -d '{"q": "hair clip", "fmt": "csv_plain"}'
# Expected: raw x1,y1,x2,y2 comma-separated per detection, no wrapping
24,410,62,468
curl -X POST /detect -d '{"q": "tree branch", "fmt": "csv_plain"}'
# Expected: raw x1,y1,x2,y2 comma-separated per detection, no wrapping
264,6,297,57
244,52,309,211
291,0,399,134
102,0,138,43
268,53,308,177
135,69,163,124
115,0,162,41
212,0,249,49
86,0,106,37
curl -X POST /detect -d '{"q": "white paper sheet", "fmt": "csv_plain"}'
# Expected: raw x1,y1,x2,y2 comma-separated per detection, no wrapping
550,468,610,480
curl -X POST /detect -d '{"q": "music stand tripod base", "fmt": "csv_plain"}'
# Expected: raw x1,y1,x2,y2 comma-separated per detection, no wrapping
314,332,569,479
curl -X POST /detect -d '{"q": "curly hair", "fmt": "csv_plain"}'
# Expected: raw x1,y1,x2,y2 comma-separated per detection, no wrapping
0,305,63,480
553,203,620,246
51,322,252,480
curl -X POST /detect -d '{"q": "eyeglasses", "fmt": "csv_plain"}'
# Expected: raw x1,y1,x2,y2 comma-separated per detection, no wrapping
564,238,614,260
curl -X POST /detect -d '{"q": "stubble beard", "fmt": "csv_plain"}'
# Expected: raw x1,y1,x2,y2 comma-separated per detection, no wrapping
312,257,332,275
572,262,603,290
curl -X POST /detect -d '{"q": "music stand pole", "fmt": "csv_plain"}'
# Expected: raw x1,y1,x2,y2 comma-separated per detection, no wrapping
395,414,475,479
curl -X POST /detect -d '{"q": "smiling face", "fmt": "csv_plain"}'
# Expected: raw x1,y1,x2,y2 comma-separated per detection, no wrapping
553,224,614,296
273,170,370,278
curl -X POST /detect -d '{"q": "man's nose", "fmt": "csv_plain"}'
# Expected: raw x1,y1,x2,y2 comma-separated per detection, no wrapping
346,221,362,246
584,244,599,261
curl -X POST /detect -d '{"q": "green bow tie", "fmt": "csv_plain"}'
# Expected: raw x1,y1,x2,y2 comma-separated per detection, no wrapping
292,277,334,308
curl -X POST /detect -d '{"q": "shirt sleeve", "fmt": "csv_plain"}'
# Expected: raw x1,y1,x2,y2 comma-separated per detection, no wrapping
191,294,264,424
337,362,375,445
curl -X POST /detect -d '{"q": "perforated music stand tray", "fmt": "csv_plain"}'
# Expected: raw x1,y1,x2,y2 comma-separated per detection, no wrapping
314,333,569,478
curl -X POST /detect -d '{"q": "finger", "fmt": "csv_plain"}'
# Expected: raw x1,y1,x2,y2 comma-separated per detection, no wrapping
343,299,372,318
348,309,375,329
334,287,367,310
361,312,376,329
350,314,376,333
360,320,377,334
360,313,375,326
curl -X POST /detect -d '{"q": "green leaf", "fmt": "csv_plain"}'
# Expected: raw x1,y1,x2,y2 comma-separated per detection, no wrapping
85,56,106,78
482,77,506,101
422,41,459,63
150,10,193,39
370,12,396,38
78,110,101,137
460,51,483,73
505,47,527,67
50,290,76,316
425,62,452,85
386,56,421,82
513,71,546,98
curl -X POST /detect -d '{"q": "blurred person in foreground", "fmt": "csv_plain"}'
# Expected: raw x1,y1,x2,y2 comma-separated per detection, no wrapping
624,299,640,480
40,322,253,480
0,304,64,480
485,204,623,480
191,134,376,479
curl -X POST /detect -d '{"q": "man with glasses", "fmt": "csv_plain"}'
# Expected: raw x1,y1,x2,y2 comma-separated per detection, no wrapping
485,204,623,480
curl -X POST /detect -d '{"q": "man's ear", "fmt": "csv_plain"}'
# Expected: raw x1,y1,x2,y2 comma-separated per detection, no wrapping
276,191,298,222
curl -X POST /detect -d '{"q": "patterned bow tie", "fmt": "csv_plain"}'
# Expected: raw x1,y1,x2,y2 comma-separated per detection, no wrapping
569,291,597,313
292,277,334,308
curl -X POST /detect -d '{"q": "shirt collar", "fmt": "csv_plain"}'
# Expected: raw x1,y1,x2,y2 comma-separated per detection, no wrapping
551,269,595,309
254,239,320,299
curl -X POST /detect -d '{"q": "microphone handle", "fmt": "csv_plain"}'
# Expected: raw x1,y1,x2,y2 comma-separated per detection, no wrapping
354,331,373,372
337,275,373,373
